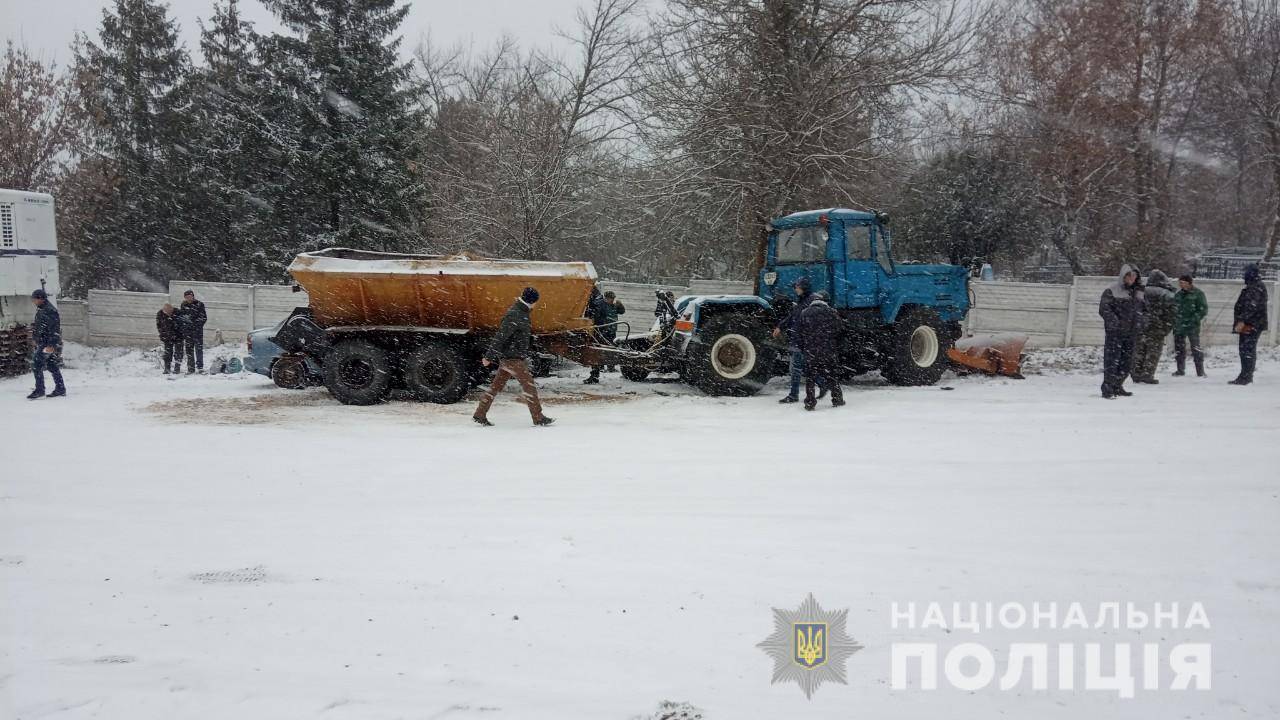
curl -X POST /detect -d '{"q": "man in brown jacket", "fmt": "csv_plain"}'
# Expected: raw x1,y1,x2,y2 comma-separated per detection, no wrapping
473,287,555,426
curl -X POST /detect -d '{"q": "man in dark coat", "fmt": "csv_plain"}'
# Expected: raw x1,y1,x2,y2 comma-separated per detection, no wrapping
1132,269,1177,383
1098,263,1146,398
772,276,815,403
156,303,182,374
1229,264,1269,385
473,287,554,426
796,292,845,410
28,288,66,399
1172,274,1208,378
584,288,627,383
177,289,208,373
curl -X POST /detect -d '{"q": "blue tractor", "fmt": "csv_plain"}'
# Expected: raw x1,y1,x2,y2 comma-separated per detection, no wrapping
617,208,971,395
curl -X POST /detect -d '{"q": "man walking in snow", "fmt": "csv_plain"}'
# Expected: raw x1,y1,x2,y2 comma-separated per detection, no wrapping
1098,264,1146,399
1229,264,1269,386
473,287,555,426
1172,274,1208,378
1132,269,1177,383
27,289,66,400
772,276,815,403
177,289,207,373
156,303,183,374
797,291,845,410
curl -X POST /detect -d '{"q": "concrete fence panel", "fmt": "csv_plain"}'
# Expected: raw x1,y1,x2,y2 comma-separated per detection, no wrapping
87,290,169,347
968,281,1071,348
253,285,309,330
58,300,88,344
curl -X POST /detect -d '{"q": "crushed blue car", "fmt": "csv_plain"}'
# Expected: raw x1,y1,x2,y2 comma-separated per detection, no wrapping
244,320,322,389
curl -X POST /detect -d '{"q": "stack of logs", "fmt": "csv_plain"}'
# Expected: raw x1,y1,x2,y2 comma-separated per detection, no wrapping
0,325,33,377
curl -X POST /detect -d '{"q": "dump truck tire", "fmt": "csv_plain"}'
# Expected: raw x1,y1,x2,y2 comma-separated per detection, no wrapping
687,314,775,396
324,339,392,405
271,355,308,390
402,342,472,404
882,308,949,386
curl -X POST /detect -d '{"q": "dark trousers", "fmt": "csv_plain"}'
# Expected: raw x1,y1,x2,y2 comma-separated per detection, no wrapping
473,359,545,422
32,348,65,393
1239,332,1260,381
803,360,843,406
1173,330,1203,375
590,328,617,377
162,339,182,372
1102,331,1136,394
183,334,203,371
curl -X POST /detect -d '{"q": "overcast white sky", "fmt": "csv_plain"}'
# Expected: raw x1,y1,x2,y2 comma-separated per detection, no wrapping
2,0,585,65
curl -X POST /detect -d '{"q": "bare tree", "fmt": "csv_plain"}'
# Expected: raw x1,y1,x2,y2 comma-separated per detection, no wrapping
1220,0,1280,261
413,0,645,261
636,0,983,277
0,42,84,191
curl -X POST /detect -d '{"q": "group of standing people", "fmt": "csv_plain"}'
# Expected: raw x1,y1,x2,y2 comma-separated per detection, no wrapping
774,276,846,410
1099,264,1268,398
155,290,207,374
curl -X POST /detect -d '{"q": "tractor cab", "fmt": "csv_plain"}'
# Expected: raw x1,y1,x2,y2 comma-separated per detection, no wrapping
758,208,892,310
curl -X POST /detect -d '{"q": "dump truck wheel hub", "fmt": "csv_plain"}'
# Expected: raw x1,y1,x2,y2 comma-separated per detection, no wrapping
339,358,375,388
910,326,939,367
710,333,756,380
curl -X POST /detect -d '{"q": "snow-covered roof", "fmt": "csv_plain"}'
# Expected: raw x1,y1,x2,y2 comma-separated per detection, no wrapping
770,208,877,229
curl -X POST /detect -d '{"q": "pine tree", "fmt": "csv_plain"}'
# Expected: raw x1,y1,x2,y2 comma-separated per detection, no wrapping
188,0,290,281
259,0,426,250
73,0,192,291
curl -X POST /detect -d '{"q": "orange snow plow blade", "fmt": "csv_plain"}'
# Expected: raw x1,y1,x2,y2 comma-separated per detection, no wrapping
946,333,1028,379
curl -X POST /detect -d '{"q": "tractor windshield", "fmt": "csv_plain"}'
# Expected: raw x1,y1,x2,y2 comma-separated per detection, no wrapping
775,226,827,264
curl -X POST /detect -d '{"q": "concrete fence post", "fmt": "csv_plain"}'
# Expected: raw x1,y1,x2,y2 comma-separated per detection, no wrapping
1063,278,1079,347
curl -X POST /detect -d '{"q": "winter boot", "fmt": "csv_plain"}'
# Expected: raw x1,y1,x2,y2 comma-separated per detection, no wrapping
533,416,556,426
26,389,44,400
48,387,66,398
778,396,798,404
473,416,493,427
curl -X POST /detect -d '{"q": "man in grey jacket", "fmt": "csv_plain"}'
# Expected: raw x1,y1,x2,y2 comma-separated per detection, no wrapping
1098,264,1146,399
472,287,555,426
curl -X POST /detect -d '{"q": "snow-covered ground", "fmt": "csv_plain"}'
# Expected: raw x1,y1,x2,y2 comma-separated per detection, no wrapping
2,343,1278,719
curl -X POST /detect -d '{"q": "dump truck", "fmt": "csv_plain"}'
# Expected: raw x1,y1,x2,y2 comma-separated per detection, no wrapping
272,208,975,405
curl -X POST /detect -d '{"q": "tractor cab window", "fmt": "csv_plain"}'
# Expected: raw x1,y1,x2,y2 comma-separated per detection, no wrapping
775,226,828,264
875,227,894,273
846,224,872,260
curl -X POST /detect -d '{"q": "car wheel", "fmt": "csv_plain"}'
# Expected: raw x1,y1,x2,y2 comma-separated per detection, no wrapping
271,355,308,390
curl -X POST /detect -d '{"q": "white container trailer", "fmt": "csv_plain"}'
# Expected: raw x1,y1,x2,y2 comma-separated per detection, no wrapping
0,189,60,328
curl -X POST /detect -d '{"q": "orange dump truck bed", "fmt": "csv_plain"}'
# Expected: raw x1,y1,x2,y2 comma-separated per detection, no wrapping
288,248,598,334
